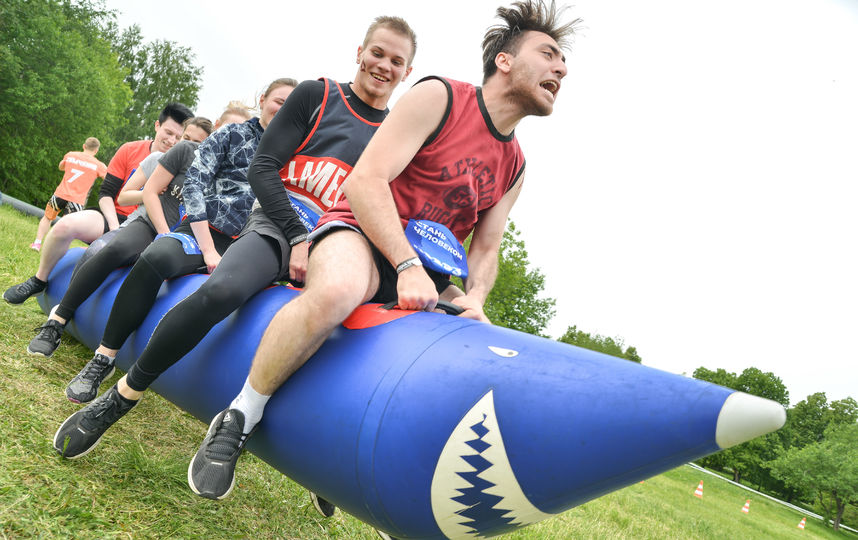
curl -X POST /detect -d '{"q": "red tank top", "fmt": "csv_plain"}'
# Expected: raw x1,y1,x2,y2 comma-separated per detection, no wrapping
317,77,524,243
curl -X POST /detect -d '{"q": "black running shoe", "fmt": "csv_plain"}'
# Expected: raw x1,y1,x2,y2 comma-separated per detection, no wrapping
188,409,256,500
310,491,336,518
4,276,46,304
27,319,64,357
53,385,139,459
66,353,116,403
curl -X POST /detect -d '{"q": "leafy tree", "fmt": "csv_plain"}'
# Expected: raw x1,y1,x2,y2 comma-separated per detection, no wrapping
828,397,858,426
455,221,556,335
736,367,790,405
692,367,737,389
771,423,858,531
0,0,130,204
693,366,789,406
557,325,642,363
786,393,856,449
106,23,202,148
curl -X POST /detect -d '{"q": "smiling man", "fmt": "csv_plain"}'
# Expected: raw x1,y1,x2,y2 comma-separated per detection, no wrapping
186,0,578,502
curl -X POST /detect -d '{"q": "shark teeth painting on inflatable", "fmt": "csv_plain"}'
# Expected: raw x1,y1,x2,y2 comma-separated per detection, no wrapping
40,248,786,539
431,389,553,537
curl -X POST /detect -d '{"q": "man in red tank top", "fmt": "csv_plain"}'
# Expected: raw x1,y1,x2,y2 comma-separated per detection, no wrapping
189,0,580,500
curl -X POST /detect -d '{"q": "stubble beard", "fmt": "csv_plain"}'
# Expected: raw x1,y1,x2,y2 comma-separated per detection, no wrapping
507,66,553,118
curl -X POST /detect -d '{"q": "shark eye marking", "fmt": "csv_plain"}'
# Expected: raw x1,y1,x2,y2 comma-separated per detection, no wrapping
488,346,518,358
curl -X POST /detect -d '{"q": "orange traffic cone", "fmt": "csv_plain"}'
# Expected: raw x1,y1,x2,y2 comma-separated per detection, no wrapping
693,480,704,498
798,517,806,529
741,500,750,513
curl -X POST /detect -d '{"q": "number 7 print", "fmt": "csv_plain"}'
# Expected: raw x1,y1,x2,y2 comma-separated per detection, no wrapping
67,168,84,183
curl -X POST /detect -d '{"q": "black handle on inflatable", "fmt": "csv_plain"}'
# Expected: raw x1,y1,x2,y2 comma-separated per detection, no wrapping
381,300,465,316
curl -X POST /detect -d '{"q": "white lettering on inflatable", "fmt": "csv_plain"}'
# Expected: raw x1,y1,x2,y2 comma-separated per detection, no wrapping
412,224,462,259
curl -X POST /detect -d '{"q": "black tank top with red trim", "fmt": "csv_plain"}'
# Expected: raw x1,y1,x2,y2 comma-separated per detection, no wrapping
278,78,383,217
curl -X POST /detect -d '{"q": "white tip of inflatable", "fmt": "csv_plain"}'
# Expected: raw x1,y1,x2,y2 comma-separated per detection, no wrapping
715,392,787,449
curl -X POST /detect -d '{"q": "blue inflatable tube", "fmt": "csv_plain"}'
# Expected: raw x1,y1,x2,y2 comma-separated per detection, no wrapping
39,248,785,539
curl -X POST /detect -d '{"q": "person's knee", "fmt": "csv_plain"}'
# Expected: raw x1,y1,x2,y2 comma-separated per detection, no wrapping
196,278,246,312
48,216,76,240
49,212,99,242
302,279,366,322
94,241,130,267
137,242,178,279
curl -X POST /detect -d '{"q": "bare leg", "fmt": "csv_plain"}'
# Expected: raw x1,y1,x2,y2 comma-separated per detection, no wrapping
34,216,52,244
117,375,144,401
248,230,380,395
95,344,120,357
187,230,382,500
35,210,105,282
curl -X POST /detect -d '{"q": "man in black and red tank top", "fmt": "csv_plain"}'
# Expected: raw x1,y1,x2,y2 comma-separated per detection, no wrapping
188,0,580,501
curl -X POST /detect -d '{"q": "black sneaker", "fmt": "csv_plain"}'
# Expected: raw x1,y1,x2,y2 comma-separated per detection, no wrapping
66,353,116,403
27,319,64,357
188,409,256,500
310,491,336,518
4,276,46,304
53,385,139,459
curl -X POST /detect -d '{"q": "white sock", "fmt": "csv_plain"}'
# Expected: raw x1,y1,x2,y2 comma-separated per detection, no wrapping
229,378,270,434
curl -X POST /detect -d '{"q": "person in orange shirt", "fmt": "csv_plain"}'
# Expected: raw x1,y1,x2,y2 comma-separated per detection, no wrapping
31,137,108,251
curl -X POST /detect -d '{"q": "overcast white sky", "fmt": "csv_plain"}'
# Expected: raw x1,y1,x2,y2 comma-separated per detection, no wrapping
108,0,858,405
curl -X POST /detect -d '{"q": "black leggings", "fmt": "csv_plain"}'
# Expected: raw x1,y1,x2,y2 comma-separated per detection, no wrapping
100,233,223,350
125,232,285,392
56,219,156,321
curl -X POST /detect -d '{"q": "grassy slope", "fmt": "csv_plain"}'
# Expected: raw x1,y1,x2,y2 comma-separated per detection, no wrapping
0,204,852,539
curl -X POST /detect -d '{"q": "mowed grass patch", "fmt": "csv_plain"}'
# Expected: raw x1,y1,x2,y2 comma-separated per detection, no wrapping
1,204,853,539
504,465,851,540
0,205,377,538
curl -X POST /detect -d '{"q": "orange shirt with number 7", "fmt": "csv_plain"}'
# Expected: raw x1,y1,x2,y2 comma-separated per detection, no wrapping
53,151,109,204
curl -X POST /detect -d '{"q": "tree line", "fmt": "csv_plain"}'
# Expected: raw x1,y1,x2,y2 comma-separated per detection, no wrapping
693,367,857,531
0,0,201,206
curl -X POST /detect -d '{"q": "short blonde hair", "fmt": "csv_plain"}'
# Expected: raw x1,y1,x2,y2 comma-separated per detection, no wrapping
84,137,100,151
363,16,417,65
219,101,253,123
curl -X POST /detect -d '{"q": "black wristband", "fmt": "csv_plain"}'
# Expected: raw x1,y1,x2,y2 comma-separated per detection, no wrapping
288,233,308,247
396,257,423,274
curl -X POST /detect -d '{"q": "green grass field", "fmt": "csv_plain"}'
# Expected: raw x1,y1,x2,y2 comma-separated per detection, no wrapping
0,204,853,539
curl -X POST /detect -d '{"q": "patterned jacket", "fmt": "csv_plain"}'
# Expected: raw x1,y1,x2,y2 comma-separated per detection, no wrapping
183,117,263,237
